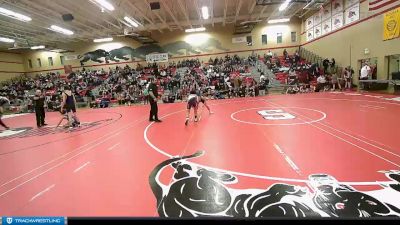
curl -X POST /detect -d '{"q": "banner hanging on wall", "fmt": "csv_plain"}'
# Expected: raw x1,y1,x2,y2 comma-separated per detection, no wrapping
146,53,169,63
383,6,400,41
332,12,344,30
306,16,314,30
322,3,332,21
313,12,322,25
307,29,314,41
345,3,360,25
322,19,332,35
332,0,344,16
314,24,322,38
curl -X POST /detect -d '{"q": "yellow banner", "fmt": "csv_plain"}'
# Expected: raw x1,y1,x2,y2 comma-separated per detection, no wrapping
383,7,400,41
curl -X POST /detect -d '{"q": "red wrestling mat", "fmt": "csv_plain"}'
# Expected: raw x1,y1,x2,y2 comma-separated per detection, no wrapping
1,92,400,218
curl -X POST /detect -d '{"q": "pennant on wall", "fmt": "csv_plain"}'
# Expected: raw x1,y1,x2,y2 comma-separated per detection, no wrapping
322,4,332,21
307,29,314,41
332,12,344,30
314,24,322,38
306,16,314,30
322,19,332,35
383,6,400,40
332,0,344,15
345,3,360,25
314,12,322,25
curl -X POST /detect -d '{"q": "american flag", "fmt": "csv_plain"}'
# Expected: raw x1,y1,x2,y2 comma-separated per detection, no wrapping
369,0,400,12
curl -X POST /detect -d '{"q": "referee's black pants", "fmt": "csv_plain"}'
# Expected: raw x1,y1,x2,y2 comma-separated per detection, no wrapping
35,107,45,127
149,99,159,121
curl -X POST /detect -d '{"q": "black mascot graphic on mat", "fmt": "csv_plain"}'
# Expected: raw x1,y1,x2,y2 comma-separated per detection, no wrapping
162,41,201,56
78,49,110,65
149,152,400,218
108,46,135,62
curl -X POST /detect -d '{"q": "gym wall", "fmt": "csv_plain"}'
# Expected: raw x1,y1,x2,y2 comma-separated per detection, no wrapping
0,52,25,81
301,0,400,81
21,22,301,75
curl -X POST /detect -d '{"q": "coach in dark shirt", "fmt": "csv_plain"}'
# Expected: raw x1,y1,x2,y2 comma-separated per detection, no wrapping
33,89,47,127
148,79,162,122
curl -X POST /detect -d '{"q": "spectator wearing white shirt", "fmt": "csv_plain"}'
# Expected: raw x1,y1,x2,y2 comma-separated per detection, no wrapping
360,62,371,90
316,74,327,92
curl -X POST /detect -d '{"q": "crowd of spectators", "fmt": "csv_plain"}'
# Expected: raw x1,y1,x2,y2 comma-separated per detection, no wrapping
264,48,357,94
0,54,268,112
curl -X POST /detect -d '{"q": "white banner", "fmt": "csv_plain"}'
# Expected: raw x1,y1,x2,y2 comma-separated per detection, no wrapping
332,12,344,30
232,36,247,43
332,0,344,15
314,12,322,25
314,24,322,38
322,19,332,35
306,16,314,30
65,55,78,61
322,4,332,21
306,29,314,41
146,53,169,63
345,3,360,25
345,0,359,9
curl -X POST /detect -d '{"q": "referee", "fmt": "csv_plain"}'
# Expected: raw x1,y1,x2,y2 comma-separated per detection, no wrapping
33,89,47,128
148,78,162,123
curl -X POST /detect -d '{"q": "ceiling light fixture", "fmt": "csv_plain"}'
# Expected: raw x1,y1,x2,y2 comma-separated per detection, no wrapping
279,0,291,12
30,45,45,50
124,16,139,27
201,6,209,19
0,7,32,22
91,0,115,11
49,25,74,35
268,18,290,24
93,37,113,43
0,37,15,43
185,27,206,33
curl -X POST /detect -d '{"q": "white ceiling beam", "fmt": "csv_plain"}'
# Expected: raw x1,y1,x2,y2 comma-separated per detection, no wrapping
256,5,268,21
193,0,204,25
3,1,89,41
17,0,96,38
210,0,214,27
144,0,172,31
234,0,243,24
177,0,192,28
248,0,257,14
223,0,228,26
160,0,183,30
57,0,116,33
123,0,163,33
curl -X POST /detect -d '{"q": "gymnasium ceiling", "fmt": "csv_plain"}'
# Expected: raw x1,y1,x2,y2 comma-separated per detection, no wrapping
0,0,328,51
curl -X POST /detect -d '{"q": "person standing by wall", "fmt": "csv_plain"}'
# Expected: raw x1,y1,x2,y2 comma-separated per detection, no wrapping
148,78,162,123
360,62,371,90
33,89,47,128
0,96,10,130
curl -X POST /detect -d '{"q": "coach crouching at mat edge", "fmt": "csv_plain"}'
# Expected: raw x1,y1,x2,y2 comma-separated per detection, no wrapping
148,78,162,123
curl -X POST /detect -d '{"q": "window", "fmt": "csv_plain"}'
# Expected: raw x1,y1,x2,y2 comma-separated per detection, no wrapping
37,58,42,67
277,33,282,44
60,56,65,65
28,59,32,69
262,34,268,45
48,57,53,66
291,32,297,42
